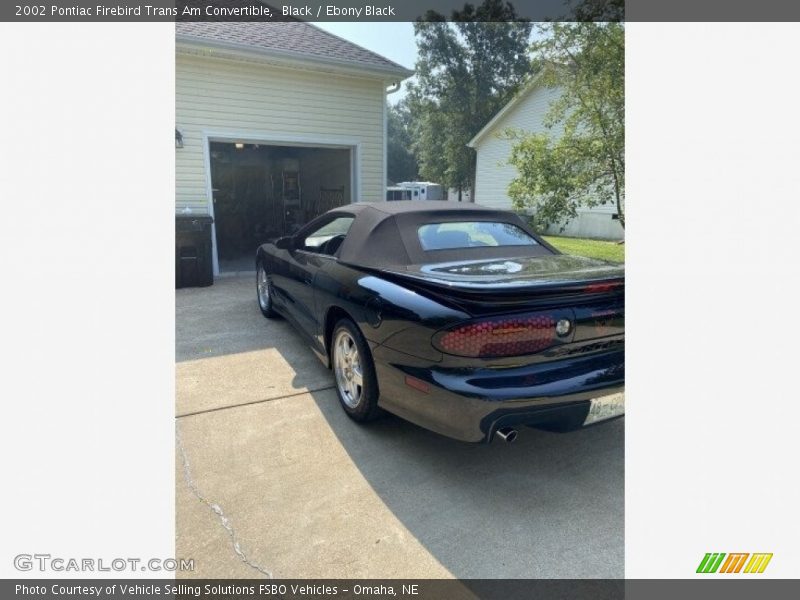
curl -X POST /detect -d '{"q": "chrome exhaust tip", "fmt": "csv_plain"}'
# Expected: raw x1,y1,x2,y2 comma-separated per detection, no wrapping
495,427,518,443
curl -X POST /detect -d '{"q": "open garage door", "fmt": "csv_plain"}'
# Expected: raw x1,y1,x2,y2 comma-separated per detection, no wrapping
208,141,353,274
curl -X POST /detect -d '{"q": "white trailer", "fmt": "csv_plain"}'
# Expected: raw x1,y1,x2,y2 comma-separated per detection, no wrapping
394,181,444,201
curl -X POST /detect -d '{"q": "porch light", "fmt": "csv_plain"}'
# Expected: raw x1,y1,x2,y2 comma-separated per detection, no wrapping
175,128,183,149
235,142,244,149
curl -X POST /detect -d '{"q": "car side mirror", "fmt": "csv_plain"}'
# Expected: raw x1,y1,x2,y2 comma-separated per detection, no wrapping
275,236,294,250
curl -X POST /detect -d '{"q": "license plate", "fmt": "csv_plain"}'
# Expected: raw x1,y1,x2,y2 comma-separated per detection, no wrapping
583,392,625,426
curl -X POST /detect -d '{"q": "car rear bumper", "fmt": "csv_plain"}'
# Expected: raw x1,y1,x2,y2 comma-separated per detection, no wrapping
372,347,624,443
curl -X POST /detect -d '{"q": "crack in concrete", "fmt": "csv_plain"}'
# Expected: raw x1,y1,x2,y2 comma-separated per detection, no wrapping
176,422,273,578
176,385,336,419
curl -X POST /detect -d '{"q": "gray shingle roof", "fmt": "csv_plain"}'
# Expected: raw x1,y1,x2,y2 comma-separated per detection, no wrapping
176,21,412,76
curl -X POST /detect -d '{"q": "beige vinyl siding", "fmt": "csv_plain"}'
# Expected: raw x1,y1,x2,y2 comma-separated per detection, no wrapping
175,51,386,214
473,85,562,210
473,84,623,239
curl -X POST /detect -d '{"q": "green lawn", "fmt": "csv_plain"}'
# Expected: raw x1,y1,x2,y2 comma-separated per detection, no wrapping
542,236,625,263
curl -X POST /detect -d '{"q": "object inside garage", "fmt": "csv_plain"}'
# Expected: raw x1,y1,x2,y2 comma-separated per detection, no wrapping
209,141,352,273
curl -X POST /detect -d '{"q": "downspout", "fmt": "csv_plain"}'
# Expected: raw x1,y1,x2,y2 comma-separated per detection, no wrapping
384,82,402,200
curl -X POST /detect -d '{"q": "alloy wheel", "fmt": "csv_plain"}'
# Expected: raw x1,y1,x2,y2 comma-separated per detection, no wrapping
333,330,363,408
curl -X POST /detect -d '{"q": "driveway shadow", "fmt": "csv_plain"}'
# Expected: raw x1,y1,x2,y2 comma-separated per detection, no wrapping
175,276,334,416
309,389,624,579
177,275,291,363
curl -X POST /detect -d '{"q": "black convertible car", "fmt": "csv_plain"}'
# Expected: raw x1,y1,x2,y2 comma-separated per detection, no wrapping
256,202,624,443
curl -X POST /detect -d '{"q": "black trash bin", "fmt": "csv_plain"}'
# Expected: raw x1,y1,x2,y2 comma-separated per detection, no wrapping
176,215,214,288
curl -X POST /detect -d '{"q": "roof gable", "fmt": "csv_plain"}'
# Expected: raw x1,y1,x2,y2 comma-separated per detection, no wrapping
176,21,413,80
468,70,555,148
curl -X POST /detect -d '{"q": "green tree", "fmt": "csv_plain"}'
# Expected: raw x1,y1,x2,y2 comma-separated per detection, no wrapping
386,101,419,184
569,0,624,21
407,0,533,199
508,22,625,230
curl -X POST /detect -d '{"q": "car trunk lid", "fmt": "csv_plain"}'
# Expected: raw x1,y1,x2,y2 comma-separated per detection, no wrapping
370,254,624,359
378,254,623,305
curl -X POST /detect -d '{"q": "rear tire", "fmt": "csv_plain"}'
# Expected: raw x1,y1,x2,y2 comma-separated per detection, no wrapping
331,318,381,422
256,262,278,318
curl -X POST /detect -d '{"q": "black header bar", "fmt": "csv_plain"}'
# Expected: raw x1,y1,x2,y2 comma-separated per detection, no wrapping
4,1,800,23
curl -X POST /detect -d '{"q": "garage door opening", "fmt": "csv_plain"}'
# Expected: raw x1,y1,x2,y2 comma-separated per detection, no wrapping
209,141,353,273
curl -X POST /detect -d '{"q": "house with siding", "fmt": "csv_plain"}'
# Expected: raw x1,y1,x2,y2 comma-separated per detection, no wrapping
175,22,412,275
468,74,623,240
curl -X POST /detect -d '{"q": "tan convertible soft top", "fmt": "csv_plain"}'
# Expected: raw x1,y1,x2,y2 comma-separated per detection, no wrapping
305,201,555,269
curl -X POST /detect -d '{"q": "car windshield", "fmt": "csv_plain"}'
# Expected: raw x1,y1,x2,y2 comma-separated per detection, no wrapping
418,221,539,251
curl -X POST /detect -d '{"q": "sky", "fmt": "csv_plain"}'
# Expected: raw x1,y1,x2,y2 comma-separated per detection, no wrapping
314,22,418,104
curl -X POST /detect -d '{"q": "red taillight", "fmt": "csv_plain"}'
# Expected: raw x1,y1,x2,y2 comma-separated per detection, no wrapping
434,313,558,358
584,281,622,294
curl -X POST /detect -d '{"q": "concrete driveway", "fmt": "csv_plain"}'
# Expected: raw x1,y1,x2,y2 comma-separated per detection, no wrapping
176,275,623,579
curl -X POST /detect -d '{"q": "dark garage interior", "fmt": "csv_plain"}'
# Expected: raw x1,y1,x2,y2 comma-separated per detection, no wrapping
209,141,352,272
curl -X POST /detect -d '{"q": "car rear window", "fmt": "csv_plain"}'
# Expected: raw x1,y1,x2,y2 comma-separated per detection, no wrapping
418,221,539,251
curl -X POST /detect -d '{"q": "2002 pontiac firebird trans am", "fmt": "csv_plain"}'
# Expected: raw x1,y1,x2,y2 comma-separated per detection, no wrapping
255,202,624,443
